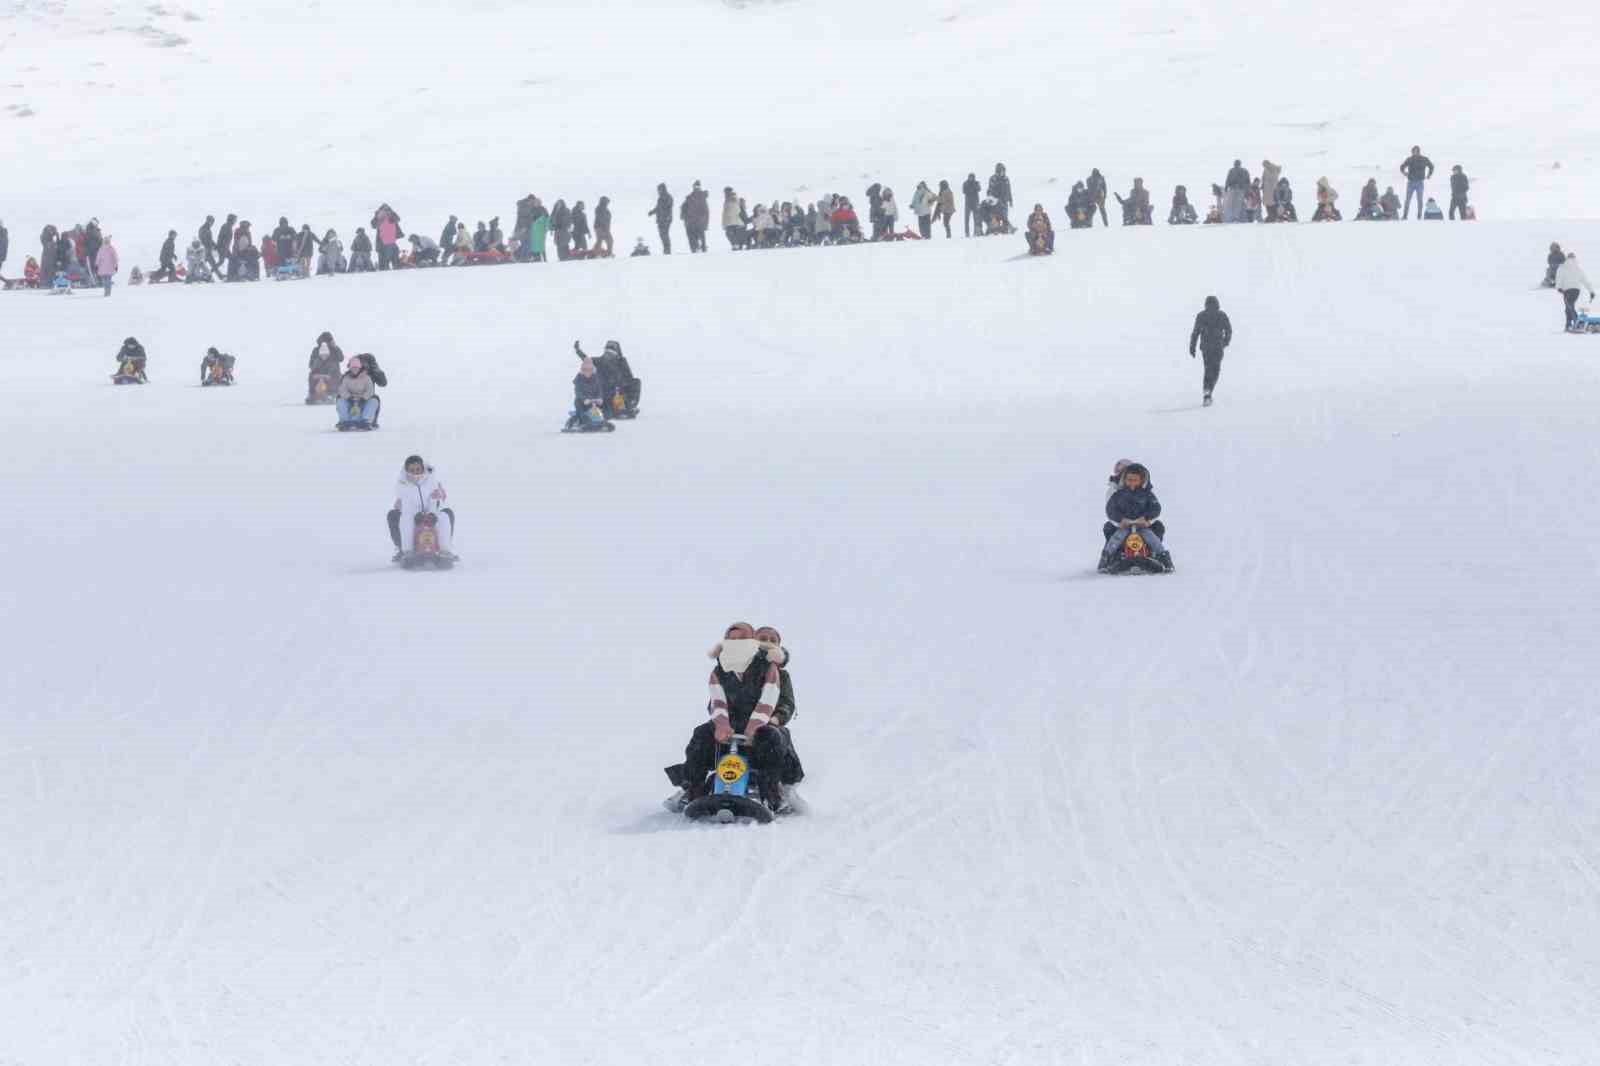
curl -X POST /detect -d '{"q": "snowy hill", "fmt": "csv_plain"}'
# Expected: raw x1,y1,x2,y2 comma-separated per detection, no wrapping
4,2,1600,1065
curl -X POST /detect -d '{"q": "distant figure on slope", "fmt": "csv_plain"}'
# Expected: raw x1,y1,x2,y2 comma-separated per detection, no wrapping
1261,159,1282,221
1312,178,1342,222
1544,243,1565,288
1086,168,1109,226
1554,252,1595,332
1025,204,1054,254
568,354,608,430
112,337,148,384
987,163,1014,227
649,183,675,254
1400,145,1435,220
1379,186,1402,220
151,230,179,283
1189,295,1233,407
1449,165,1471,220
1169,186,1198,225
1114,178,1152,225
307,331,344,403
371,203,403,269
1223,159,1250,223
200,347,236,386
963,172,983,235
1422,197,1444,221
94,235,120,296
336,355,382,431
630,238,651,257
349,228,374,272
1100,462,1174,574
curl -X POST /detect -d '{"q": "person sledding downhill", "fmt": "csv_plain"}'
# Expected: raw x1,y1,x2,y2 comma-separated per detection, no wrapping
112,337,148,384
306,332,343,404
335,354,385,430
389,454,457,567
199,347,236,386
576,339,643,418
563,352,615,432
664,623,804,822
1099,462,1174,574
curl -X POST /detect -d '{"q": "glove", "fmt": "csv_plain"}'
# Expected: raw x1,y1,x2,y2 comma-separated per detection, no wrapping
712,717,733,743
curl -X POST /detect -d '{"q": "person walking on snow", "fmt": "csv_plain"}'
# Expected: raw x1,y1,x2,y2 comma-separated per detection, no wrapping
1555,252,1595,332
1400,146,1435,220
1189,294,1233,406
94,235,119,296
1448,165,1470,220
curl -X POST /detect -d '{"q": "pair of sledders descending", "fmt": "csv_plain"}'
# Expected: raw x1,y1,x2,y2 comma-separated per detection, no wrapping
663,624,804,824
563,340,642,433
1099,461,1175,575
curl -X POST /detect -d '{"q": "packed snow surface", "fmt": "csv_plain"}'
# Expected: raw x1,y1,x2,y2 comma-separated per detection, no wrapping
4,2,1600,1065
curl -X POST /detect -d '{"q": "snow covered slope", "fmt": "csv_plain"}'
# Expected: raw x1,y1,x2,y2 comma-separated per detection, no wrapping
4,1,1600,1064
4,219,1600,1065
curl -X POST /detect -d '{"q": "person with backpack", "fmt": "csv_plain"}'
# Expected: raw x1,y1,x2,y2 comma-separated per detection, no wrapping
1188,295,1233,406
1400,146,1435,220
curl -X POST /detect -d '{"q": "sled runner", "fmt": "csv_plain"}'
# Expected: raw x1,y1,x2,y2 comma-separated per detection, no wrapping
398,512,454,570
562,404,616,433
683,735,776,824
1104,528,1169,575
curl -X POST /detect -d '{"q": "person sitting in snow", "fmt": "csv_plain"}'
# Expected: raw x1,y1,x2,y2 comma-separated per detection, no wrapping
336,355,381,430
629,238,651,257
389,454,456,562
1273,177,1297,222
407,233,440,266
1422,197,1444,221
1100,462,1173,573
1025,204,1055,254
1169,185,1198,225
663,622,798,813
112,337,148,383
1114,178,1153,225
1378,186,1402,220
1312,178,1342,222
348,228,374,272
185,240,213,283
199,347,235,385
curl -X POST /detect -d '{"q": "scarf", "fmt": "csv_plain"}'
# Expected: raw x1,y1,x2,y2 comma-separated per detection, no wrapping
717,639,761,675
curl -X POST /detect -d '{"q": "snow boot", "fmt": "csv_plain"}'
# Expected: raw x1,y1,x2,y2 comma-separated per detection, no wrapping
1202,391,1213,407
1155,551,1175,573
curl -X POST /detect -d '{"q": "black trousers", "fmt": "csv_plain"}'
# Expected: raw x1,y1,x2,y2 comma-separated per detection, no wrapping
680,720,800,795
1201,348,1224,392
1449,196,1468,220
1563,288,1581,329
657,222,672,254
389,508,455,548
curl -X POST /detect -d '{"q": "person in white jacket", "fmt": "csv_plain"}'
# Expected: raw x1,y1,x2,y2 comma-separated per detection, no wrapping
389,455,456,560
911,181,938,238
1555,252,1595,331
879,188,899,236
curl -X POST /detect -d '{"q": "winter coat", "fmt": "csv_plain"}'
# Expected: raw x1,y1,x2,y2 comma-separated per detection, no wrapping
753,207,775,232
1106,480,1162,525
570,206,590,239
159,235,178,268
595,200,612,232
721,196,742,228
337,370,375,402
1401,153,1435,181
94,244,119,276
1086,170,1107,204
271,223,296,255
649,189,674,225
1261,161,1282,205
683,189,710,228
295,229,319,258
962,176,981,206
351,231,373,254
371,207,403,240
880,191,899,222
1190,307,1232,353
199,219,216,251
1555,259,1594,293
986,172,1013,208
217,218,235,253
911,185,937,218
1316,178,1338,205
937,186,956,219
551,202,571,232
1450,171,1469,199
309,341,345,373
394,469,448,518
377,218,399,246
1225,164,1250,191
573,370,605,409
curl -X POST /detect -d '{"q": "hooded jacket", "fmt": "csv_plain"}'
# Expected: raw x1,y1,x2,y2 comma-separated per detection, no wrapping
1105,464,1162,524
1190,299,1232,353
338,369,375,402
394,466,448,518
1555,258,1593,293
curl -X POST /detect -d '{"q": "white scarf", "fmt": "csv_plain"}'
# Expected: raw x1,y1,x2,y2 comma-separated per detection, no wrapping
718,639,761,675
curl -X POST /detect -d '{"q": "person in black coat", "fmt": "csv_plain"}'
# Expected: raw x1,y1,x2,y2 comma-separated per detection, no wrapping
271,216,296,262
1400,146,1435,220
152,230,180,282
550,200,572,261
1189,295,1233,405
570,201,590,254
962,173,982,236
647,184,674,254
1448,166,1470,220
349,228,374,272
572,355,606,422
987,164,1013,226
1100,462,1172,571
215,214,236,274
1086,168,1109,226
